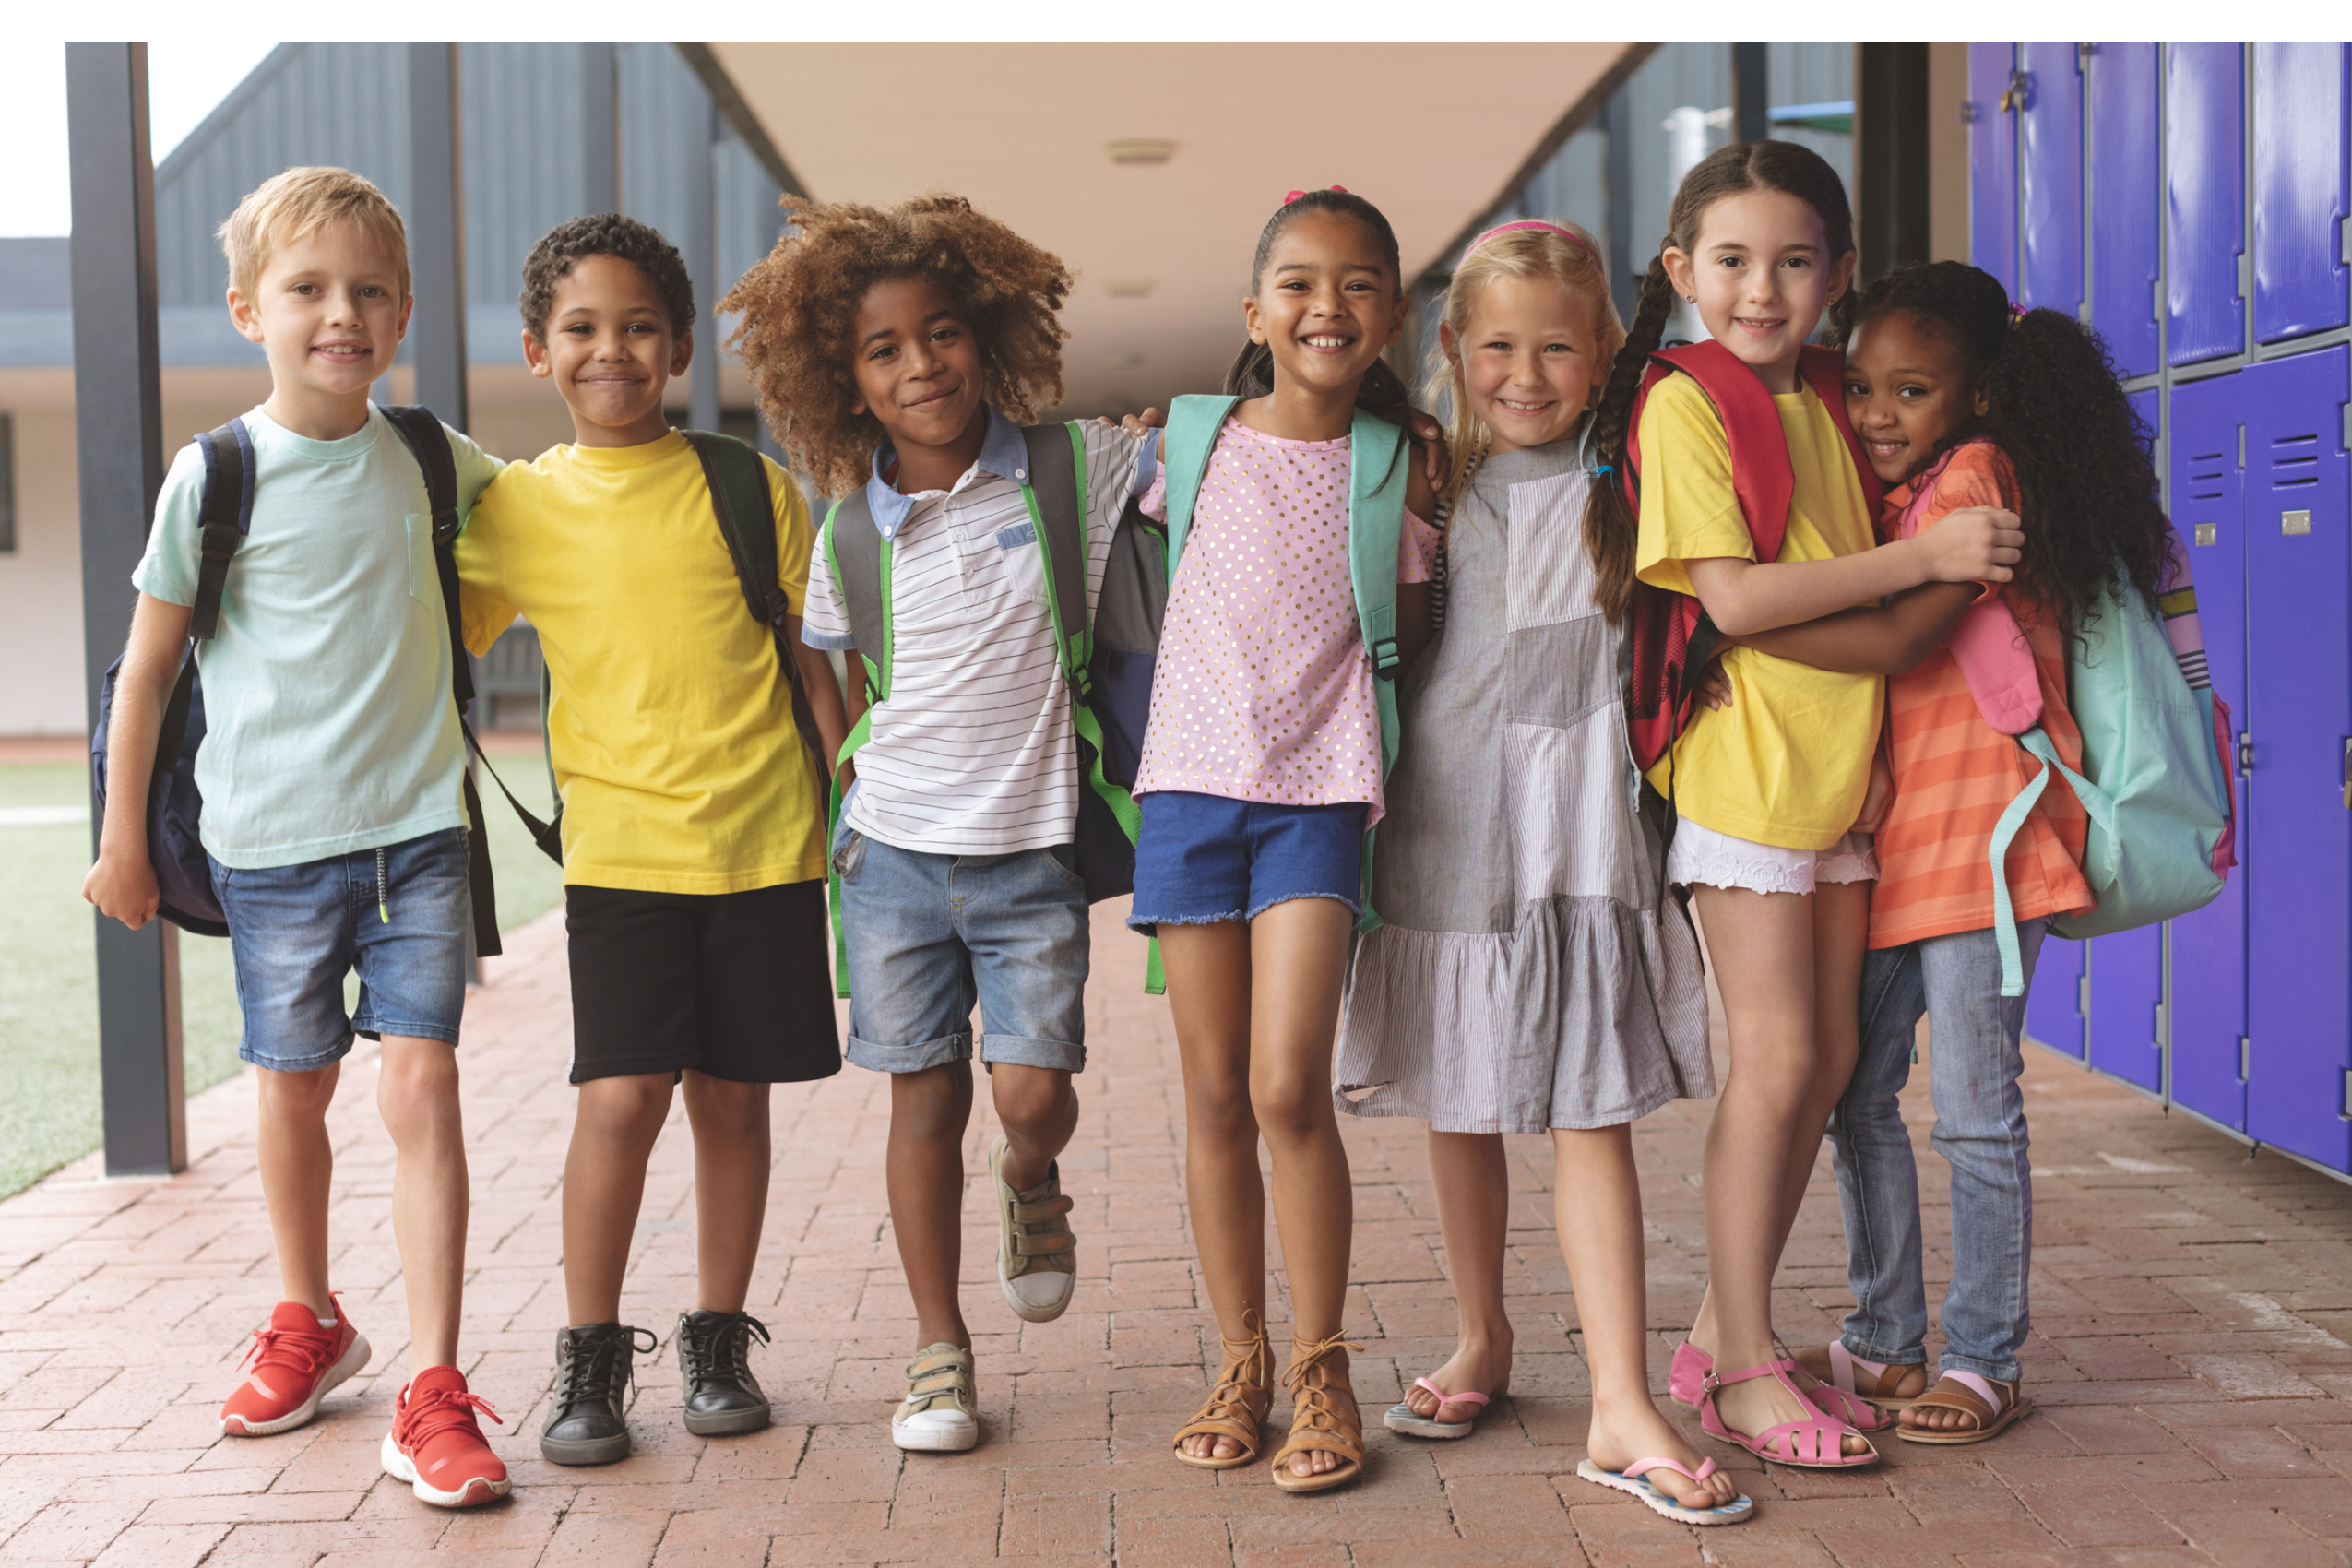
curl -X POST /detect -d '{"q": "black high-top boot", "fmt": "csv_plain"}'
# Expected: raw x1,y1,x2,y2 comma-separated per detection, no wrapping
676,1309,773,1436
540,1322,654,1465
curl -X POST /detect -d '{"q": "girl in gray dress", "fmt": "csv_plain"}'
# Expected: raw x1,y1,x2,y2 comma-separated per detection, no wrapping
1334,222,1740,1525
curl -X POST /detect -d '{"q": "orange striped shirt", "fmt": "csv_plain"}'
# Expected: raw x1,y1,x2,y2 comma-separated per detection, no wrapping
1869,443,2094,948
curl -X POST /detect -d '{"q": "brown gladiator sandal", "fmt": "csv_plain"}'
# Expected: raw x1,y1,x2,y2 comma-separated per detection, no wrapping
1269,1333,1367,1493
1170,1307,1273,1470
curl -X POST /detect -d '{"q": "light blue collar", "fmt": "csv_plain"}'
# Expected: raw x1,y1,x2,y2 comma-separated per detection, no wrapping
861,406,1034,541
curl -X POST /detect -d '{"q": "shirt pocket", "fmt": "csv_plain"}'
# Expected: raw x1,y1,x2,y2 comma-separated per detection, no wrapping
988,517,1050,611
405,514,438,609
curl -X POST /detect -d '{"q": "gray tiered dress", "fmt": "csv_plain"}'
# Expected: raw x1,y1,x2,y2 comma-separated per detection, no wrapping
1335,436,1714,1134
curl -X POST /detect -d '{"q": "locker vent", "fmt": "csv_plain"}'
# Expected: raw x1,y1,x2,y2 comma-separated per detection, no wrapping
2187,450,2230,502
2270,433,2322,490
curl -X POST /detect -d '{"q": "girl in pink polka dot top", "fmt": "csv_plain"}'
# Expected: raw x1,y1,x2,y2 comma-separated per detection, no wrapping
1137,189,1440,1494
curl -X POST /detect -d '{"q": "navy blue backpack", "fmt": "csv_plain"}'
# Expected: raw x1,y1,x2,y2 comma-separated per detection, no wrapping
91,407,510,955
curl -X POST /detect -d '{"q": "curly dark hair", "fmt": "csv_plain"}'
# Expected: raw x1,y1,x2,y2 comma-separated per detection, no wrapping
1841,259,2177,633
1224,188,1413,427
519,213,695,342
1581,140,1859,622
720,194,1071,497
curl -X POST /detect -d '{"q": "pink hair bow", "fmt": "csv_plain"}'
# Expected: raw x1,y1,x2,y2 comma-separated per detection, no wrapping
1284,185,1348,205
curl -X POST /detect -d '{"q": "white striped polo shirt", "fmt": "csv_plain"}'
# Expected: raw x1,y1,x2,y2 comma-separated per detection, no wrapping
802,408,1156,856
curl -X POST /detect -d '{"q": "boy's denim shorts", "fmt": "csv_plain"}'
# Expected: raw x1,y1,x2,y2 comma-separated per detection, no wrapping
832,821,1088,1075
1127,791,1367,934
210,827,470,1073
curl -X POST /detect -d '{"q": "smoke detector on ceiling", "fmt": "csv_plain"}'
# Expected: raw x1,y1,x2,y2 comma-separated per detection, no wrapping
1107,138,1177,165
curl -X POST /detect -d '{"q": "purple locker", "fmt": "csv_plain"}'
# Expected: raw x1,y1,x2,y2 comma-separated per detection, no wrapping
2025,938,2087,1059
2244,345,2352,1171
2019,42,2085,316
2087,925,2164,1092
2167,44,2246,366
2166,374,2248,1130
2088,42,2163,378
1970,42,2020,297
2253,42,2350,343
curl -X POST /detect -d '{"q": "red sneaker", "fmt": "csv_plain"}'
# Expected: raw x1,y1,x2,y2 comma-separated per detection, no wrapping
381,1365,511,1507
220,1297,370,1436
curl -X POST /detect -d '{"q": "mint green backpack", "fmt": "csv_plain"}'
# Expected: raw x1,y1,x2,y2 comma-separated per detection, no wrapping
1158,394,1411,929
1984,573,2236,994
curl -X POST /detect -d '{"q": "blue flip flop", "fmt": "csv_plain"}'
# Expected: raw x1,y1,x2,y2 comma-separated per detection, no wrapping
1575,1456,1753,1526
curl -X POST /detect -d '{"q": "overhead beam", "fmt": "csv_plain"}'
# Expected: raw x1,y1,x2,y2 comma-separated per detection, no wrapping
67,41,186,1178
674,43,807,198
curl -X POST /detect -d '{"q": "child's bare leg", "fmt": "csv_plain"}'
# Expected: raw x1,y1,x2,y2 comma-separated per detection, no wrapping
1687,886,1866,1455
681,1072,770,1315
1248,897,1358,1477
1400,1131,1513,1423
256,1063,339,1320
1162,920,1263,1464
1554,1125,1740,1509
887,1062,975,1349
563,1072,673,1324
375,1038,467,1367
991,1063,1077,1193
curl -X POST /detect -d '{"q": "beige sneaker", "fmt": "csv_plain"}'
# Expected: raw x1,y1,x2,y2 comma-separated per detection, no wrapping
990,1134,1076,1323
892,1343,978,1453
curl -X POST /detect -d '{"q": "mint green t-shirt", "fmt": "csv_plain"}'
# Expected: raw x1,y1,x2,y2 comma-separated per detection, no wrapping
132,405,502,869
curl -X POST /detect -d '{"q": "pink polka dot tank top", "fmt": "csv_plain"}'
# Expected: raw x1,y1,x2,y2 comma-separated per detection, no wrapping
1134,417,1438,823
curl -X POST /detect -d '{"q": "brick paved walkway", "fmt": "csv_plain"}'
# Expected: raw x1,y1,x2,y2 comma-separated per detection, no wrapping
5,901,2352,1566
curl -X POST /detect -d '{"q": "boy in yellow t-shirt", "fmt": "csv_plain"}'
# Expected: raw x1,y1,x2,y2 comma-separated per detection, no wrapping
457,216,849,1468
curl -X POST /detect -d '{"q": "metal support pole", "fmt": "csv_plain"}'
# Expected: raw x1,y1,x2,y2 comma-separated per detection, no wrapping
1733,42,1771,145
68,41,186,1178
687,94,721,435
1602,89,1637,324
1858,42,1933,281
407,42,469,432
580,42,618,216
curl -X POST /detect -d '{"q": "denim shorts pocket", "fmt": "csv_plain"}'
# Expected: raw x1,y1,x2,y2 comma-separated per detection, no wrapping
1037,842,1086,893
832,829,867,884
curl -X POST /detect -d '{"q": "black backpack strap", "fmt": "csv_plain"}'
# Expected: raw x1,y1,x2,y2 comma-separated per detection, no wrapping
1019,423,1090,689
187,421,253,641
382,404,509,957
683,430,832,791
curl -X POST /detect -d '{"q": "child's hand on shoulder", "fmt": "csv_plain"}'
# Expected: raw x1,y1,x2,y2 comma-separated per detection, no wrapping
1913,505,2023,586
1098,408,1164,434
1407,410,1449,495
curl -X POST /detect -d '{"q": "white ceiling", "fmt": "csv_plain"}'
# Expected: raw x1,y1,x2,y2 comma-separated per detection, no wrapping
711,42,1633,415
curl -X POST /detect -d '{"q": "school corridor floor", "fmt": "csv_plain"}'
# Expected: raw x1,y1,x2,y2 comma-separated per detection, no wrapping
4,901,2351,1567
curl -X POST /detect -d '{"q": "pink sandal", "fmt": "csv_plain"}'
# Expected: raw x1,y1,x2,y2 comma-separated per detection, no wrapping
1673,1339,1886,1431
1697,1358,1879,1469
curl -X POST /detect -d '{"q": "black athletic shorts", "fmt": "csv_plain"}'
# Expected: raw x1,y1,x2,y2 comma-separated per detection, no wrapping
564,879,841,1086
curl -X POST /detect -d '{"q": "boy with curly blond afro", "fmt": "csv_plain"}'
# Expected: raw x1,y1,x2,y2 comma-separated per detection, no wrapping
723,194,1158,1453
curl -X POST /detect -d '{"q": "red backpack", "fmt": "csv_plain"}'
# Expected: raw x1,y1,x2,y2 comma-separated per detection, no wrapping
1621,339,1884,772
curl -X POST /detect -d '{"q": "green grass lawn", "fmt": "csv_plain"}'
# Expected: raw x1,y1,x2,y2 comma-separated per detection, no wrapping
0,755,564,1198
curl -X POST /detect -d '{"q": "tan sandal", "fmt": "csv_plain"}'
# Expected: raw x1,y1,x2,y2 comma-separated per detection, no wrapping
1895,1372,2032,1445
1170,1308,1272,1470
1269,1333,1366,1493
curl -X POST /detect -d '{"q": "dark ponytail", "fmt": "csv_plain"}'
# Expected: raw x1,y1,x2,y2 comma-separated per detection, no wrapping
1225,187,1413,428
1579,140,1859,623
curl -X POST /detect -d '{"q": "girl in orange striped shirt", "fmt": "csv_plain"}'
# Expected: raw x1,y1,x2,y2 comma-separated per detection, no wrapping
1721,260,2181,1445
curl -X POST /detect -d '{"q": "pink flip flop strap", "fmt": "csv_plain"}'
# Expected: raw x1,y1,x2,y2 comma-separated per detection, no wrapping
1412,1377,1491,1409
1622,1455,1716,1484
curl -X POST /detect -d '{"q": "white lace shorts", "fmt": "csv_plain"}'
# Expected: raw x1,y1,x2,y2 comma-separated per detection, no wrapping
1666,819,1879,896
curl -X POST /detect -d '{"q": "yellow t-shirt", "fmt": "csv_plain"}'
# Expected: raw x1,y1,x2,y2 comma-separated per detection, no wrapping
1633,373,1883,851
457,432,826,894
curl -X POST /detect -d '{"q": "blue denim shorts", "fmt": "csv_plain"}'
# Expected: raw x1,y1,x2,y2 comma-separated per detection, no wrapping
1127,792,1367,934
833,822,1088,1075
210,827,470,1073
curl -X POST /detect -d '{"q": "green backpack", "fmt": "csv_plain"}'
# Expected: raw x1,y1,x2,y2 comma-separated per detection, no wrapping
1158,394,1412,930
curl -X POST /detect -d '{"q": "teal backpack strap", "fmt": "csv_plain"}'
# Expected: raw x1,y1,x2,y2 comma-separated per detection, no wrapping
1985,726,2116,996
1160,394,1240,572
820,493,894,1001
1345,408,1410,933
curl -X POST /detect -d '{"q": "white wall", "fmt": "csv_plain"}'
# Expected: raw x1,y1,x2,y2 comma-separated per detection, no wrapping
0,402,89,735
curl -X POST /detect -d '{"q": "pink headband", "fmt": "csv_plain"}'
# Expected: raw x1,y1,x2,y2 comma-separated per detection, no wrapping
1283,185,1348,205
1460,219,1601,272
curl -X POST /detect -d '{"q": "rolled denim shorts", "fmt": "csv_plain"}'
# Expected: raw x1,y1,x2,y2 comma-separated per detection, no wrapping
1127,790,1368,934
832,820,1089,1075
210,826,470,1073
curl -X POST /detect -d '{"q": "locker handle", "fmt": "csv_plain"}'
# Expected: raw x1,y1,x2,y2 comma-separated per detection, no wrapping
2342,737,2350,808
2238,1036,2250,1083
2239,732,2254,778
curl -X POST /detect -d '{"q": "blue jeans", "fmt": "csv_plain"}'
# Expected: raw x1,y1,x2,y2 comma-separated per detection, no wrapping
1825,919,2049,1384
833,825,1089,1075
210,827,470,1072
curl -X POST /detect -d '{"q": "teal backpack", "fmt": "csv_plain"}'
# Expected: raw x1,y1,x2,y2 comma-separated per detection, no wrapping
1984,573,2237,994
1158,394,1412,931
